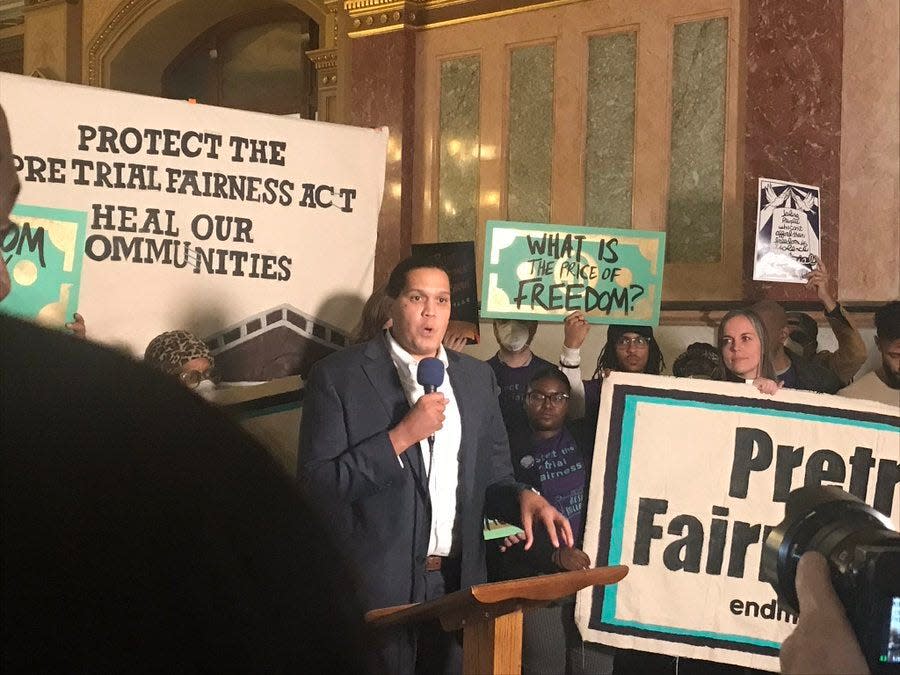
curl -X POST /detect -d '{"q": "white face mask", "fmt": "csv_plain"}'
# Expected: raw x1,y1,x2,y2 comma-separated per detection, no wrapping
496,321,530,353
194,379,218,400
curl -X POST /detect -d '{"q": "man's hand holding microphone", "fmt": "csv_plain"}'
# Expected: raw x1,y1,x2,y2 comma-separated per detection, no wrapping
388,357,446,455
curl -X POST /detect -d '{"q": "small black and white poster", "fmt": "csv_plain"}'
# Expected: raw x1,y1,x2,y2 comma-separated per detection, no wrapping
753,178,821,284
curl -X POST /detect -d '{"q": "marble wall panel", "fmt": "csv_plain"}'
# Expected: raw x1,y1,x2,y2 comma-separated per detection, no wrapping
507,43,554,224
742,0,843,301
350,30,416,286
438,55,481,243
666,18,728,263
839,0,900,301
584,31,636,229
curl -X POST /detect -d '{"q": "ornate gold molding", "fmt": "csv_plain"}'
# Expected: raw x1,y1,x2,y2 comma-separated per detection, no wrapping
345,0,418,10
324,0,341,47
307,46,337,87
24,0,79,8
345,0,417,37
86,0,155,86
307,47,337,70
344,0,589,37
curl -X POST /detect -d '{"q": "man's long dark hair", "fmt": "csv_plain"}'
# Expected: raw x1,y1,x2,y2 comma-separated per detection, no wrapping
592,328,665,378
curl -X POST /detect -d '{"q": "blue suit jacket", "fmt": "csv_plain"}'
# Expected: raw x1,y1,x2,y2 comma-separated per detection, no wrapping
298,335,524,611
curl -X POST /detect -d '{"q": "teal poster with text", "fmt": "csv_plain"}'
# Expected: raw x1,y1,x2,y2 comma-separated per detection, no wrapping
481,221,665,325
1,204,87,327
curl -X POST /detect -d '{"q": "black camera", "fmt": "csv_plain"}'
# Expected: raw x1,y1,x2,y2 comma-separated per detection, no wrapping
763,486,900,673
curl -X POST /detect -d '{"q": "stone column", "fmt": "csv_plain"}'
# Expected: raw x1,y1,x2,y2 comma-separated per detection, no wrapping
345,1,419,286
23,0,81,82
742,0,844,301
307,48,338,122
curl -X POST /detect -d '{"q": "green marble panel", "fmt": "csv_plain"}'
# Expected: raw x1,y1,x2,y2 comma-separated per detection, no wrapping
507,44,554,223
584,32,636,229
438,56,481,243
666,18,728,263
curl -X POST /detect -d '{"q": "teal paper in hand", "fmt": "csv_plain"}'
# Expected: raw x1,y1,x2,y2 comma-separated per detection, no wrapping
1,205,87,327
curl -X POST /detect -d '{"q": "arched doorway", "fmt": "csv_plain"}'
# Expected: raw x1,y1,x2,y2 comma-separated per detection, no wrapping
91,0,324,117
162,7,318,117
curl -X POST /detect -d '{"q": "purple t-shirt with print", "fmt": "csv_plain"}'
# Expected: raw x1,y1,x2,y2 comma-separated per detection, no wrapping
519,427,587,543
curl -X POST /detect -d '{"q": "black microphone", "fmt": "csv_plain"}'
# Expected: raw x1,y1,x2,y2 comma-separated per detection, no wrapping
416,357,445,451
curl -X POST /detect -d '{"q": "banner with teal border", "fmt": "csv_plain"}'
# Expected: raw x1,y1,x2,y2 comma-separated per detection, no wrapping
480,220,665,326
575,372,899,671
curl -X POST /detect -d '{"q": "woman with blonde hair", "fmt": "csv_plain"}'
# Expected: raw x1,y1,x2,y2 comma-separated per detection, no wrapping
717,308,781,395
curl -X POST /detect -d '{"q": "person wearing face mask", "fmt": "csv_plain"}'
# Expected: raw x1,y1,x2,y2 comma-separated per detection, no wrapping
144,330,218,397
486,319,554,435
1,104,370,673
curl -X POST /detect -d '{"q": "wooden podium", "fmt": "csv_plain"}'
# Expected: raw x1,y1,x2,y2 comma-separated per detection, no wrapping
366,566,628,675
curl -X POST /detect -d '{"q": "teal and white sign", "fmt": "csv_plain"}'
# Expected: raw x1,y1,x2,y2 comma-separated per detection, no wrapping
1,204,87,327
0,72,387,357
576,373,900,671
481,221,665,325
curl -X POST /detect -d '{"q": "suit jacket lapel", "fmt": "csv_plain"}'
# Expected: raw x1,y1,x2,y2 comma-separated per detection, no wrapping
361,337,429,498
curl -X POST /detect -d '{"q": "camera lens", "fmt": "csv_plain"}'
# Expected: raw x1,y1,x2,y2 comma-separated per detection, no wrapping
762,485,898,614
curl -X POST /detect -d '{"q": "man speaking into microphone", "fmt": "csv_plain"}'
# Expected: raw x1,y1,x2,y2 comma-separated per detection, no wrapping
299,255,572,674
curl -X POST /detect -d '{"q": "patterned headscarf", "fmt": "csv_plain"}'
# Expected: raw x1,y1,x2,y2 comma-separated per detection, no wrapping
144,330,214,375
673,342,726,380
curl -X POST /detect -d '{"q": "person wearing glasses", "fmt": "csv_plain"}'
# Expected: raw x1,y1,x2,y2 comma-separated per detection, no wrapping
1,104,369,673
494,366,614,675
144,330,217,395
557,311,666,423
486,319,555,437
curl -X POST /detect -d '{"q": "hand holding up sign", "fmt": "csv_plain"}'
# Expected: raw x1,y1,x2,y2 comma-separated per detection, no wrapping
805,256,837,312
65,312,86,339
752,377,783,396
442,324,469,352
564,310,591,349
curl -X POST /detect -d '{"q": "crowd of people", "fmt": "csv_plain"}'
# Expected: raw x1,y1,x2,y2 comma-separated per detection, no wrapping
2,97,896,674
435,277,896,675
302,253,897,675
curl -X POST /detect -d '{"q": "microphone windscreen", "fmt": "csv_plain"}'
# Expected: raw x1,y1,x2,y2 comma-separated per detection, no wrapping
416,357,445,389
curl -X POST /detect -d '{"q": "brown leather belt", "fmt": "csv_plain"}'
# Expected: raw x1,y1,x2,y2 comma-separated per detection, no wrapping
425,555,444,572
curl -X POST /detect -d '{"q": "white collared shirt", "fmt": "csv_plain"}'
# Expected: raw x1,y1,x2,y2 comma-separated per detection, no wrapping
385,330,462,557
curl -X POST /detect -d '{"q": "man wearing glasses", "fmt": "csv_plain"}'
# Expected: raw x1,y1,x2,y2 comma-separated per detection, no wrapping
559,313,666,423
